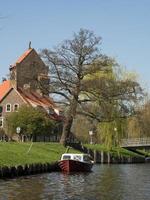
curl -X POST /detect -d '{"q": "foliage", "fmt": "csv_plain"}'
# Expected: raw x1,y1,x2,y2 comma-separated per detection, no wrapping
72,115,92,143
6,105,55,137
97,119,127,147
127,100,150,138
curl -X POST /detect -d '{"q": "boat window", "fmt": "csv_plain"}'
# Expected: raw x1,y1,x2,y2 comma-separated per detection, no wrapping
62,155,71,160
83,155,91,162
73,155,82,161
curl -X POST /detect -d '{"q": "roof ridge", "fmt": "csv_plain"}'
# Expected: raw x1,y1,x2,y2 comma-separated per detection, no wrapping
10,48,34,69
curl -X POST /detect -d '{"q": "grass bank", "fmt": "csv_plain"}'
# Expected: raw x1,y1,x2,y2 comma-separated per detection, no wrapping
84,144,143,157
0,142,144,168
0,142,79,167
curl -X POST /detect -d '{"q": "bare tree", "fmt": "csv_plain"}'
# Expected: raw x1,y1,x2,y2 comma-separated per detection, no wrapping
41,29,143,145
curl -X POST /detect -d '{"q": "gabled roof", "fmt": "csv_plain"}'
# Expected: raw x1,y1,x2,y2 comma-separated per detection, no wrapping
10,48,33,69
0,85,62,121
0,80,12,101
18,88,56,108
18,88,62,121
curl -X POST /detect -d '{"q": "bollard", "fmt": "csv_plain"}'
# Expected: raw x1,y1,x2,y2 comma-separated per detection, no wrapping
94,150,97,163
0,167,2,178
31,164,36,174
17,165,24,176
107,152,110,164
24,164,29,175
10,166,17,177
1,166,10,178
36,163,41,173
47,163,52,172
101,151,104,164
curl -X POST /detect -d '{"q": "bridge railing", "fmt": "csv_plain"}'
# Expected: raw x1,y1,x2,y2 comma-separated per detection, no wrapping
120,137,150,147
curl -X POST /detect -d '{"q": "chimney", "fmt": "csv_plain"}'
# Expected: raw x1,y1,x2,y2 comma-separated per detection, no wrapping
23,83,31,91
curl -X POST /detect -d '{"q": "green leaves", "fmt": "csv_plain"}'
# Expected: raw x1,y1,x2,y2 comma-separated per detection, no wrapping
6,105,55,136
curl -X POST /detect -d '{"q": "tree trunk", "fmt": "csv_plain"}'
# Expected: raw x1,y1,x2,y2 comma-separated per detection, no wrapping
60,96,78,146
60,115,73,146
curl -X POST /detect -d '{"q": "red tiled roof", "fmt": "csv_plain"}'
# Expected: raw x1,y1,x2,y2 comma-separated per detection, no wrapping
10,48,33,69
18,88,56,108
0,80,12,100
0,83,63,121
18,88,62,121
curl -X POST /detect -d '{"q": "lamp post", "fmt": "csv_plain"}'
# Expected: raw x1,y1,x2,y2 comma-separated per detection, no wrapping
113,127,117,146
114,127,117,132
89,130,94,144
16,127,21,134
16,127,21,141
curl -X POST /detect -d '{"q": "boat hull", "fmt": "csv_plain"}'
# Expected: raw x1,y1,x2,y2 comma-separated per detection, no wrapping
58,160,93,172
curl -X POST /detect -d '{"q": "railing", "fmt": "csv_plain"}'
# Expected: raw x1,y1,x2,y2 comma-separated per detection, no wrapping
120,137,150,147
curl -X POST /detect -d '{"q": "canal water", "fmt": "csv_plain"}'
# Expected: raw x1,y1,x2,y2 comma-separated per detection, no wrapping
0,164,149,200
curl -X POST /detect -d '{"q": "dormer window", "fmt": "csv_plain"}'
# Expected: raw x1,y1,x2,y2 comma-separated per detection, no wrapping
6,104,11,112
14,104,19,112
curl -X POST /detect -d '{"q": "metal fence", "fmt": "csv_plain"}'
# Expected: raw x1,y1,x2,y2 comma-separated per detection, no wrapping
121,137,150,147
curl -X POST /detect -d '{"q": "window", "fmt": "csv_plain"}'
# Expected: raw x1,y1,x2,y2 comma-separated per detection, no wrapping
0,106,3,113
62,155,71,160
0,106,3,117
6,104,11,112
0,117,3,128
83,155,91,162
13,104,19,112
73,155,82,161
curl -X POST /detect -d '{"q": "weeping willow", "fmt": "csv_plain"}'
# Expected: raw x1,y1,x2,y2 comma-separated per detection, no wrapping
97,119,127,149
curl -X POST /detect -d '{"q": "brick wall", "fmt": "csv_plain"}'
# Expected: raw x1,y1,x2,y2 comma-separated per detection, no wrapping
0,89,26,130
12,49,49,95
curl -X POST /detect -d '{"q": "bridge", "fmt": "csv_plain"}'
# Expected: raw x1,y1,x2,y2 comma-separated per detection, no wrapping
120,137,150,156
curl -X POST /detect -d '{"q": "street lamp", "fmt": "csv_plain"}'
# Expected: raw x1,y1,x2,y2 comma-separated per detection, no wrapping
113,127,117,146
16,127,21,134
114,127,117,132
16,127,21,141
89,130,94,144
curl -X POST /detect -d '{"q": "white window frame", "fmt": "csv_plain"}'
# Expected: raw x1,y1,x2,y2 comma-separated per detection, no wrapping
13,104,19,112
0,117,3,128
6,104,11,112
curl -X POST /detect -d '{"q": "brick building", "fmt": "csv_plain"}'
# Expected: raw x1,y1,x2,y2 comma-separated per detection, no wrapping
0,47,61,138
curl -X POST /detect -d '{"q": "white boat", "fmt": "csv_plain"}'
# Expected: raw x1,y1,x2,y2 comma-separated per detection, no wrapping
58,153,93,172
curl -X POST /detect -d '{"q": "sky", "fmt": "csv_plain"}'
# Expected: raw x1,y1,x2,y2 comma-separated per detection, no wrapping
1,0,150,92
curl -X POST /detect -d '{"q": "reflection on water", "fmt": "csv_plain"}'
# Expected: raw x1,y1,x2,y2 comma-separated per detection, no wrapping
0,164,149,200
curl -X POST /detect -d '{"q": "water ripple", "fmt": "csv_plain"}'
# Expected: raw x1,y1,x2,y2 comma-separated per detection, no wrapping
0,164,149,200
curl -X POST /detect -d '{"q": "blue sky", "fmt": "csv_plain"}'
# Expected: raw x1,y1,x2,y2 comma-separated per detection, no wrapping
1,0,150,91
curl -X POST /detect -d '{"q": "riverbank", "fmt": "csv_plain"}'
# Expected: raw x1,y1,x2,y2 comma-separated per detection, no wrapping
0,142,79,167
0,142,80,178
78,143,146,164
0,142,145,167
84,144,142,157
0,142,147,179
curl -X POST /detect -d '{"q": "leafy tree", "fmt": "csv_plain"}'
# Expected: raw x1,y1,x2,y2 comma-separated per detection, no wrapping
81,68,144,146
41,29,143,146
73,67,142,146
6,105,55,139
127,100,150,138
